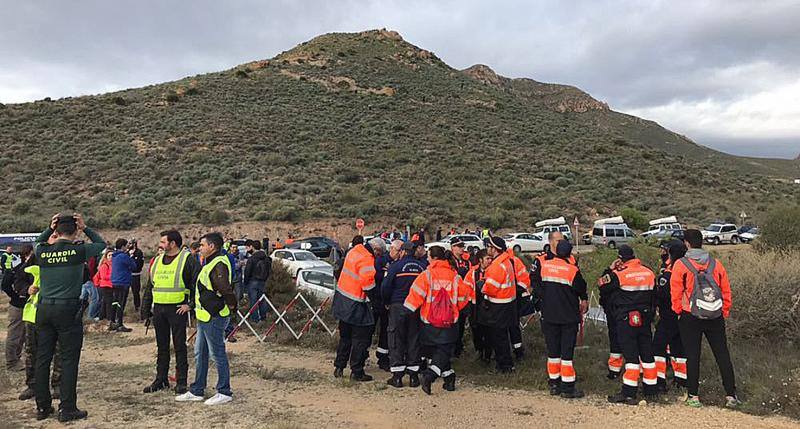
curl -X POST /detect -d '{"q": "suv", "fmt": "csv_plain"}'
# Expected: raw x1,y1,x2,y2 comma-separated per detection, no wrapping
591,224,636,248
534,224,573,241
702,223,739,245
641,222,682,238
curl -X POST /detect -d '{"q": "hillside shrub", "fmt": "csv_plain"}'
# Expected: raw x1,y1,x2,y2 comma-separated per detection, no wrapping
620,207,648,231
758,205,800,251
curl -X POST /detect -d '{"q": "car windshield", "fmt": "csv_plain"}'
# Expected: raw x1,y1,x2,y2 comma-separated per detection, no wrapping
705,225,722,232
293,251,317,261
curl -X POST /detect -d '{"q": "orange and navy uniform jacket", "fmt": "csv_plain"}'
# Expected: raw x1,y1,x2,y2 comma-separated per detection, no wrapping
655,259,679,320
332,243,378,326
403,260,471,325
381,255,426,305
598,259,656,317
532,254,587,324
463,265,484,305
670,255,732,318
482,250,517,305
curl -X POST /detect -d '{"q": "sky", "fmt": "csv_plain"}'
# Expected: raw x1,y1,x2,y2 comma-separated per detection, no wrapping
1,0,798,159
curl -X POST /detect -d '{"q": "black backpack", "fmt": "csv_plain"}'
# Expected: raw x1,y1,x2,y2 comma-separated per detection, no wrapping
254,255,271,281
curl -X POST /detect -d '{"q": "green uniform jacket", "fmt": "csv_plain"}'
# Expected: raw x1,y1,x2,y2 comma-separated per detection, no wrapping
35,227,106,299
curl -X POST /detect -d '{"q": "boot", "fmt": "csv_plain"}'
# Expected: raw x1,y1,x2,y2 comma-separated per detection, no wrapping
561,389,585,399
386,374,404,388
18,387,35,401
36,406,54,421
442,375,456,392
333,367,344,378
608,392,638,405
408,373,420,388
420,372,433,395
143,381,169,393
548,381,560,396
350,372,373,382
116,325,133,333
607,370,621,380
58,408,88,423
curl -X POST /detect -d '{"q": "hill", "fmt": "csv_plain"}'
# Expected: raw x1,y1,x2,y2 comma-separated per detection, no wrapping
0,29,797,231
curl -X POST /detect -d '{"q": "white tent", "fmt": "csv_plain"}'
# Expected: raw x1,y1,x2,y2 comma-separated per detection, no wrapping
593,216,625,226
535,216,567,228
649,215,678,226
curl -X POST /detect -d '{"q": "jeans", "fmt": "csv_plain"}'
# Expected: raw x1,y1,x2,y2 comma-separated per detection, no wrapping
244,280,268,322
80,281,100,319
191,316,232,397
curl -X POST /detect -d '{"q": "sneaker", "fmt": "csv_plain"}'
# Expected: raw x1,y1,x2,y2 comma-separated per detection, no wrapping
143,381,169,393
175,391,205,402
18,387,35,401
561,389,585,399
725,396,742,409
608,392,638,405
408,373,420,388
204,393,233,406
36,406,54,421
685,396,702,408
333,367,344,378
58,408,88,423
174,385,188,394
350,372,373,382
116,325,133,333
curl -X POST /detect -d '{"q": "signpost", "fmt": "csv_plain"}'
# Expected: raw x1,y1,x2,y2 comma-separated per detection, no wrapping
355,218,365,234
573,216,580,246
739,211,748,225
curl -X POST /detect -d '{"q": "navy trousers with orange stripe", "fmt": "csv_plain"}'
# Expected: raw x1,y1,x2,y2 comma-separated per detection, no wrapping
616,312,657,398
541,321,578,393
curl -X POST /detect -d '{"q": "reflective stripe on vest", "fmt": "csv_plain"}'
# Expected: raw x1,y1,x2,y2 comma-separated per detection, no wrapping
195,255,232,323
419,268,460,324
151,251,190,304
335,244,374,303
617,260,655,292
540,258,579,287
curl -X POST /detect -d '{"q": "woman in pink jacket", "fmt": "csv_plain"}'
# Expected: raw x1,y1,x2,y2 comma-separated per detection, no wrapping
93,250,114,328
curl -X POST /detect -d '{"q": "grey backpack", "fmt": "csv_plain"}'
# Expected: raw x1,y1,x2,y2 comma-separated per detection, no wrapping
680,258,723,319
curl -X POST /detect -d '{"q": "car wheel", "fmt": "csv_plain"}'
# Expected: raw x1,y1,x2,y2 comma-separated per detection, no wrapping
731,236,739,244
513,245,522,253
608,241,617,249
713,237,721,245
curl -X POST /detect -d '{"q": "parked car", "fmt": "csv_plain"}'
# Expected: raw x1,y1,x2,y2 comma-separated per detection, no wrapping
534,217,573,241
740,227,760,244
702,223,740,245
641,216,683,238
647,229,686,241
503,233,547,253
270,249,333,278
363,235,393,248
581,233,592,245
296,269,336,300
424,234,485,252
286,236,342,258
591,218,636,249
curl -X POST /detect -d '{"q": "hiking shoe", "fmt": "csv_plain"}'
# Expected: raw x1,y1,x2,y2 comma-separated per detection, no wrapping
685,396,702,408
549,384,560,396
18,387,35,401
350,372,373,382
608,392,638,405
204,393,233,406
408,373,420,388
420,373,433,395
333,367,344,378
387,374,404,388
725,396,742,409
58,408,88,423
174,385,188,394
442,376,456,392
116,325,133,333
143,381,169,393
561,389,585,399
107,323,118,331
36,406,54,421
227,336,237,343
175,391,204,402
607,371,621,380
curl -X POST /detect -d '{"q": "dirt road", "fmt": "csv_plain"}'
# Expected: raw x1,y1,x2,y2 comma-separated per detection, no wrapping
1,318,797,429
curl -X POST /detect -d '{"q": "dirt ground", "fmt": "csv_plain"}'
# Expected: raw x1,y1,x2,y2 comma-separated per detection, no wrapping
1,304,797,429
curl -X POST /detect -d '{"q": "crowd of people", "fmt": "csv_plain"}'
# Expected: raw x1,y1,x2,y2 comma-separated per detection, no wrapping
0,214,742,422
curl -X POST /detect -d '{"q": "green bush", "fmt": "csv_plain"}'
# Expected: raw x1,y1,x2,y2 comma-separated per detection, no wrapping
758,205,800,251
620,207,648,231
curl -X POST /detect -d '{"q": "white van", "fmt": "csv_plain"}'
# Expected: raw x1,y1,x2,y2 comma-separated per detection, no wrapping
534,217,573,241
641,216,683,238
590,217,636,248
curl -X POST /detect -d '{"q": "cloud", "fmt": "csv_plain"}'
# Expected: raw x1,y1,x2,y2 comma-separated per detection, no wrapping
0,0,798,157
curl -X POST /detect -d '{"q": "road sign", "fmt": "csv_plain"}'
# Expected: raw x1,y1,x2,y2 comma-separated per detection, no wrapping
355,218,365,231
739,211,748,220
573,216,580,226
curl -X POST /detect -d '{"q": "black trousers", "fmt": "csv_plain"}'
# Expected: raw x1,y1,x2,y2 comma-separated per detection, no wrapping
541,321,578,392
387,304,422,374
424,342,455,381
130,275,142,311
118,288,129,325
652,316,685,383
152,304,188,386
102,288,126,326
334,321,374,373
617,314,657,397
605,306,623,374
374,310,389,364
35,301,83,412
488,325,513,371
678,314,736,397
455,317,467,356
509,323,524,354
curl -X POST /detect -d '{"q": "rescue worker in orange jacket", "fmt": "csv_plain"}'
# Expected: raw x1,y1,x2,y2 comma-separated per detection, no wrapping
507,248,532,361
450,237,472,357
464,250,493,362
599,245,658,404
532,240,588,398
332,237,387,381
403,246,471,395
652,240,687,391
481,236,517,373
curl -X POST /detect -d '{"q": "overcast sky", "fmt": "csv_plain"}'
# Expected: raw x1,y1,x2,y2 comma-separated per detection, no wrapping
1,0,798,158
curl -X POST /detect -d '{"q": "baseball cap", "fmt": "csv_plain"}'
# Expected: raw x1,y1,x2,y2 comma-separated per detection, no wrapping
618,245,635,261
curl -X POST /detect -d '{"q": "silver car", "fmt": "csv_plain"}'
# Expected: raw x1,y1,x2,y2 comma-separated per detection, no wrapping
591,224,636,248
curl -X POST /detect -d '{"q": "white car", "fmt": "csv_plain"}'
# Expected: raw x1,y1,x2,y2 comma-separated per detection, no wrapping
270,249,333,278
296,269,336,300
424,234,485,252
702,223,740,245
740,228,760,244
503,233,547,253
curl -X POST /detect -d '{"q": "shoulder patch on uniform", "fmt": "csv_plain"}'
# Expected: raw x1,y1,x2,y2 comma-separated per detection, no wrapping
598,274,611,286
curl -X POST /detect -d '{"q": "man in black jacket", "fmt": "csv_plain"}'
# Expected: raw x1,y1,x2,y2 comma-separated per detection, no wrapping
128,240,145,313
243,240,270,323
3,244,33,371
